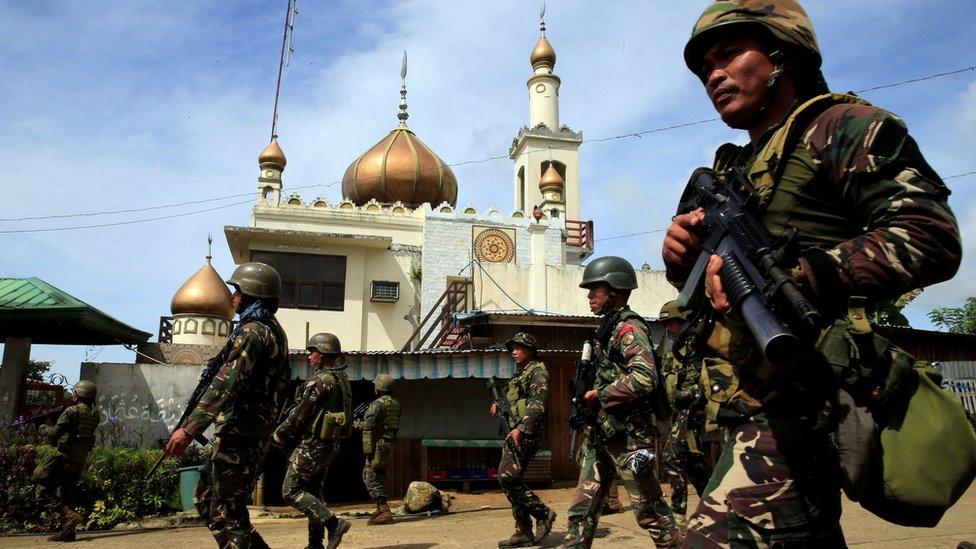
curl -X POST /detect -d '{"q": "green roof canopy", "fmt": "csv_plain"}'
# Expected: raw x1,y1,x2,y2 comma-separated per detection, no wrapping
0,278,150,345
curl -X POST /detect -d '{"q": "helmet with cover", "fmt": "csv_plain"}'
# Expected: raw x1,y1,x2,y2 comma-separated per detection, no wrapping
225,262,281,299
73,380,97,399
307,332,342,355
505,332,540,352
658,299,689,322
684,0,821,80
579,256,638,291
374,373,395,392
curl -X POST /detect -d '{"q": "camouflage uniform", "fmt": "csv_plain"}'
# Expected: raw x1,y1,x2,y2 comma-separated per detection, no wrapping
670,2,962,546
563,307,678,548
33,398,100,541
659,338,711,525
275,365,351,543
498,357,553,543
185,317,290,548
361,393,401,502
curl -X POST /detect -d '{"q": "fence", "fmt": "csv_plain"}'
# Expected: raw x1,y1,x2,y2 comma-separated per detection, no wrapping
946,378,976,416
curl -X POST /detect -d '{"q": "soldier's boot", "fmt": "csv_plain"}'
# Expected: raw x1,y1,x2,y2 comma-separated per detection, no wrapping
250,529,271,549
48,507,82,542
602,489,624,515
367,500,393,526
367,500,381,520
533,508,557,543
497,518,534,548
306,519,325,549
325,516,351,549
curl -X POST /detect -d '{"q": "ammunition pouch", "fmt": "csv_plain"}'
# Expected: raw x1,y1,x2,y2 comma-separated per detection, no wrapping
311,410,348,442
371,439,392,471
820,303,976,527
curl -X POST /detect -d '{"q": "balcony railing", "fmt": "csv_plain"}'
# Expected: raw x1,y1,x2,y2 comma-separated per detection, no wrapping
566,219,594,253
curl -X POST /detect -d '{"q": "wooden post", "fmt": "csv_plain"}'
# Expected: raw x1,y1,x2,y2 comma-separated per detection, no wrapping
0,337,31,420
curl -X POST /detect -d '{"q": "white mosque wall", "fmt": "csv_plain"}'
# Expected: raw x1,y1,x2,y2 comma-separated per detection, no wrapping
252,197,425,247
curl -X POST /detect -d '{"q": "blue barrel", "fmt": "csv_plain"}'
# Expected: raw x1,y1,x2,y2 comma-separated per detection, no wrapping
177,465,205,511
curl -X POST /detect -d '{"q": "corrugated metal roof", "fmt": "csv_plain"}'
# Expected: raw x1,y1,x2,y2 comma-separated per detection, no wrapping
939,361,976,380
288,348,579,356
0,278,85,309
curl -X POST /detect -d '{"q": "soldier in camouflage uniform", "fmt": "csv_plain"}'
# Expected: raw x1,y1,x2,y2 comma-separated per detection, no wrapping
32,380,101,542
359,373,401,526
563,257,679,548
273,332,353,549
493,332,556,548
165,262,291,549
657,300,711,534
664,1,961,545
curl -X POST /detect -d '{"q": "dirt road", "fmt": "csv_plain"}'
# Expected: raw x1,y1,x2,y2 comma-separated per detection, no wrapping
6,484,975,548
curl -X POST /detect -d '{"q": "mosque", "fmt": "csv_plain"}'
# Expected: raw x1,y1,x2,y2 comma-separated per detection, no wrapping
85,16,677,500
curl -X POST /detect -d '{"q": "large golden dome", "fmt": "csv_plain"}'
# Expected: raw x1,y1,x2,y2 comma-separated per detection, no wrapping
342,126,458,208
171,262,234,319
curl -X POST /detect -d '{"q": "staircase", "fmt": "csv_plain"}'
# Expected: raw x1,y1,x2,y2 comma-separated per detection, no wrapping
401,278,474,351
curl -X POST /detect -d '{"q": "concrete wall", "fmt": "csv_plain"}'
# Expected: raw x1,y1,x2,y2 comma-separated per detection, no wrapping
80,362,205,447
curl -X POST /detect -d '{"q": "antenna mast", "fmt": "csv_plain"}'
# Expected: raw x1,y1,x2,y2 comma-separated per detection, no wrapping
270,0,298,141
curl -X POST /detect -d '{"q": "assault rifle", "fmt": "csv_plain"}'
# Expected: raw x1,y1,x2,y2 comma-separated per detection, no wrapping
145,345,230,478
567,341,595,461
676,168,821,365
486,376,522,470
10,405,67,428
352,402,369,423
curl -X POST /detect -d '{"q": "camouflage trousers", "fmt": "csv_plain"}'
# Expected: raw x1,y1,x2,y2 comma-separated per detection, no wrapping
35,458,83,511
194,434,270,548
663,408,711,518
563,433,678,548
684,415,845,548
362,458,387,501
498,435,550,531
282,437,339,527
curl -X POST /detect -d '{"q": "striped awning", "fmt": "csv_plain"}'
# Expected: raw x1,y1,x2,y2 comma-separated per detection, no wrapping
290,349,516,380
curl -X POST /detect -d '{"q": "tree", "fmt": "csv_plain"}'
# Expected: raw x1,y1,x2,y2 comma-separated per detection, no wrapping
873,289,922,327
24,360,52,382
927,296,976,334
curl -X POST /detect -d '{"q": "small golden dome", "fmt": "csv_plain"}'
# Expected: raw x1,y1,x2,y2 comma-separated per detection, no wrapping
342,127,458,208
530,35,556,68
171,262,234,319
539,163,564,190
258,139,287,169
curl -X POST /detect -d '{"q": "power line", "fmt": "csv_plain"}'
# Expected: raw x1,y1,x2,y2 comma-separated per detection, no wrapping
0,199,254,234
853,66,975,93
945,170,976,181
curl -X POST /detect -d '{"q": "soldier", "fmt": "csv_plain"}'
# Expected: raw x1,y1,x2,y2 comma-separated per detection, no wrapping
657,300,711,534
359,373,401,526
165,262,291,548
563,257,678,548
32,380,100,542
493,332,556,548
273,332,353,549
664,1,960,545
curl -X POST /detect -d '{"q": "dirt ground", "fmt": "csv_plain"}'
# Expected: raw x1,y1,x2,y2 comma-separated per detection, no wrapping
5,483,976,548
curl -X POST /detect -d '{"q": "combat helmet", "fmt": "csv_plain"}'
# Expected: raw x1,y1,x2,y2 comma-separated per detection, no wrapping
374,373,395,392
684,0,821,77
226,262,281,299
659,300,689,322
307,332,342,355
73,380,97,399
505,332,539,352
579,256,638,291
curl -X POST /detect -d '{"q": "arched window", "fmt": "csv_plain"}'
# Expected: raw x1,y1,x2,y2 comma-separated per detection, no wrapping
517,166,526,211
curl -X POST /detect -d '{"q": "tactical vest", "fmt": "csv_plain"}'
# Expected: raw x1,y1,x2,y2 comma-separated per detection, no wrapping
594,309,646,387
375,394,401,440
60,402,100,464
307,369,353,441
506,361,547,424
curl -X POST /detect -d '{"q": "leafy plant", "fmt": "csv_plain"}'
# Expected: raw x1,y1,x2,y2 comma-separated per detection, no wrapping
927,296,976,334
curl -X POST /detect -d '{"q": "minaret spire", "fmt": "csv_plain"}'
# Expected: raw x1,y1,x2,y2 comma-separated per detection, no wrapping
540,1,546,35
206,233,213,264
397,50,409,127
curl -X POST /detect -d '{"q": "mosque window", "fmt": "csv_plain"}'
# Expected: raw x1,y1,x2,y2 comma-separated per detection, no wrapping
251,251,346,310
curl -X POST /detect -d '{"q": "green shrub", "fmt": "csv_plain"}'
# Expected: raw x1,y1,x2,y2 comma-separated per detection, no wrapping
0,444,182,533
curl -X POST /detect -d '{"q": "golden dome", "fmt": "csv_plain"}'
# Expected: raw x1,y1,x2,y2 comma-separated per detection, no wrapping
258,139,287,169
539,163,564,190
530,35,556,68
171,262,234,319
342,127,458,208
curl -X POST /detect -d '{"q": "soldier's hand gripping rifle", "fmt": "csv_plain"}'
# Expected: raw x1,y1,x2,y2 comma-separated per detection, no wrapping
145,347,229,479
487,376,522,470
567,341,595,462
675,168,821,366
10,405,67,428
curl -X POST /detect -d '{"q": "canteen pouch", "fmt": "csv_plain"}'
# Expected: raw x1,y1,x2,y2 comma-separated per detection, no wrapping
371,439,391,471
820,304,976,527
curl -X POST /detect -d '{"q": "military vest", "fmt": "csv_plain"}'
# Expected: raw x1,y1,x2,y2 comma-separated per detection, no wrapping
375,394,401,440
307,368,353,440
506,360,546,425
594,309,647,387
59,402,100,464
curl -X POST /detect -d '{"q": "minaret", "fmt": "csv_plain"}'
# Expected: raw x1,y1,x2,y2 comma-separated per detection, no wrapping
257,138,286,206
509,3,582,224
538,145,566,219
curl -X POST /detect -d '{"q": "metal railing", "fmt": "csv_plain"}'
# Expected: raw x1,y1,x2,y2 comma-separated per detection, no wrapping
158,316,173,343
947,378,976,416
401,278,474,351
566,219,594,251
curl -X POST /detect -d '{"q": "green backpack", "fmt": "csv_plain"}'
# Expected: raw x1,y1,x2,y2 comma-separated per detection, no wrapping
820,304,976,527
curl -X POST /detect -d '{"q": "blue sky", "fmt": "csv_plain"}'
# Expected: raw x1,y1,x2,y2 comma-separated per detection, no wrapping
1,1,975,382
